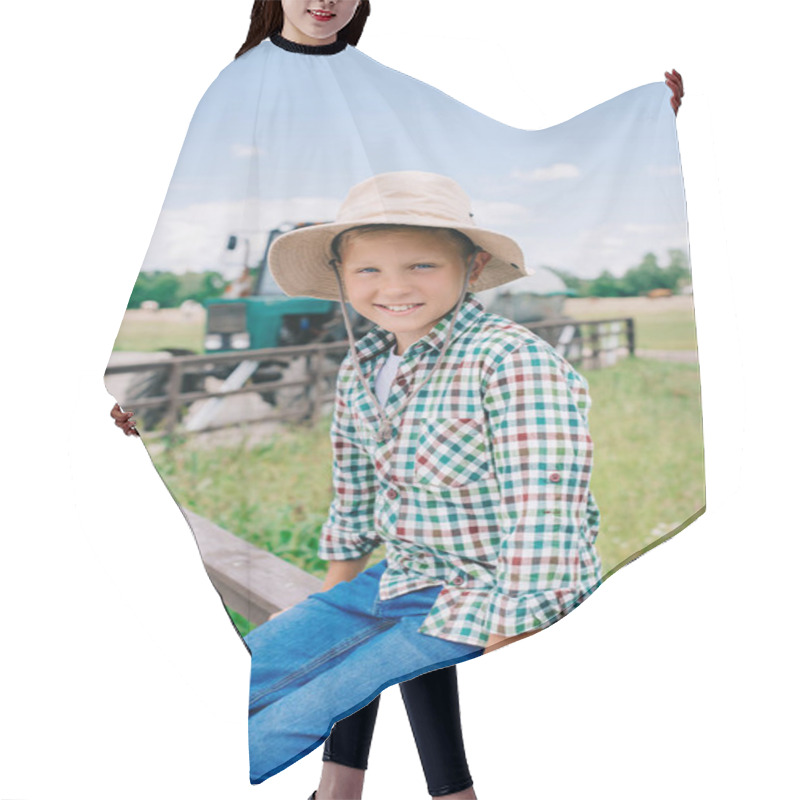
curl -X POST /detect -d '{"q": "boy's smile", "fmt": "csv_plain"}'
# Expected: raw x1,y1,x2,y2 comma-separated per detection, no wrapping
373,302,424,315
338,229,489,354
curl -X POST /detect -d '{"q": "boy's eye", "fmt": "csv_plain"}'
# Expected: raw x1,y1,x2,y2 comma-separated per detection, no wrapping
352,264,435,274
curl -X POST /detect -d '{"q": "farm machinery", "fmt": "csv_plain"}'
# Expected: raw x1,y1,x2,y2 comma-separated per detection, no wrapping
124,223,578,431
124,223,371,429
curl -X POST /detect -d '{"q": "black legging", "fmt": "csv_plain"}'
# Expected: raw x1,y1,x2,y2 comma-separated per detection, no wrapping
322,665,473,797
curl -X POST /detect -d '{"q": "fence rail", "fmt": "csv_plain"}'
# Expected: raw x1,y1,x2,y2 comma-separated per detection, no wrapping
105,317,633,437
182,507,321,624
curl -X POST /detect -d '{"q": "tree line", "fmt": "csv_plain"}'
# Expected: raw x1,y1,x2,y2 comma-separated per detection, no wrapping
126,270,228,309
549,249,690,298
130,250,690,308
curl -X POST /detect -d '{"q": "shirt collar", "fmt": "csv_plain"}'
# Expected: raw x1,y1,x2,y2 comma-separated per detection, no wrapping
353,294,486,363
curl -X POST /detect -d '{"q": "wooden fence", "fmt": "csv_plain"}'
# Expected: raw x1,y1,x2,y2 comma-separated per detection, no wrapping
182,507,321,625
105,317,634,437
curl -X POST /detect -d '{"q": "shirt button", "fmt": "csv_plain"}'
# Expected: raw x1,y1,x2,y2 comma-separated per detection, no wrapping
396,376,406,386
549,472,562,483
387,488,398,499
452,575,465,586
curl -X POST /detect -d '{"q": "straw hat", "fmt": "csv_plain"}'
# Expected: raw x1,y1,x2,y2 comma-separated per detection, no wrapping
268,171,527,300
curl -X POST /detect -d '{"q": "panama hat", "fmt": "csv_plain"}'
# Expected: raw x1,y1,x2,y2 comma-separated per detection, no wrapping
268,171,528,300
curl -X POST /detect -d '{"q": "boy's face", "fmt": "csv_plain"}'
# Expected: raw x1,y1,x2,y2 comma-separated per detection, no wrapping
338,228,489,355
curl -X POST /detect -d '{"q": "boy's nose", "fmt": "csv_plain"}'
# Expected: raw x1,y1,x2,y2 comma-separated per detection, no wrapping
378,276,414,294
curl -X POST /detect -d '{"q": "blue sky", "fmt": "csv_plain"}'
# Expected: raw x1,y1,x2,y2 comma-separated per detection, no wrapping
142,42,687,281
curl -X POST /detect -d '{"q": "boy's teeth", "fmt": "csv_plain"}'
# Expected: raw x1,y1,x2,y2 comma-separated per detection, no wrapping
383,304,417,311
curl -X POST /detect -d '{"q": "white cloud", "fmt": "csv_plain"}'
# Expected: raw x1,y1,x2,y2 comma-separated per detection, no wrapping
513,220,689,279
645,164,681,177
511,163,581,182
621,222,677,235
472,200,535,227
231,143,262,158
141,195,342,274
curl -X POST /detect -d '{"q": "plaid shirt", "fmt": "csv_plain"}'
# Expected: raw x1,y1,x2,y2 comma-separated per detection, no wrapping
318,295,602,647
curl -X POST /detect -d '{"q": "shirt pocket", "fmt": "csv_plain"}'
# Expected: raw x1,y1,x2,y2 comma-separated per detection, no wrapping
413,417,494,488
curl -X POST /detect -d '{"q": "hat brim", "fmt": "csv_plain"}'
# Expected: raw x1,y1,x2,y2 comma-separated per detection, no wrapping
268,219,528,301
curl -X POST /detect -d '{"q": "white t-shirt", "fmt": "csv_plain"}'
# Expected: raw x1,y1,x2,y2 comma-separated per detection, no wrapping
374,346,402,408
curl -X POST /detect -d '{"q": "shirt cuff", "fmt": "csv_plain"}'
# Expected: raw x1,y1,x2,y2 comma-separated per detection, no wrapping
317,525,380,561
484,585,598,638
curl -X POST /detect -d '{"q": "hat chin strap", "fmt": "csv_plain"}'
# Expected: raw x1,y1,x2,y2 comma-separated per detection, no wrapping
330,253,478,442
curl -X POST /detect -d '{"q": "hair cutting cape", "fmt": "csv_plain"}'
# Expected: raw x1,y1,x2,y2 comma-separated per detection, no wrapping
104,36,703,783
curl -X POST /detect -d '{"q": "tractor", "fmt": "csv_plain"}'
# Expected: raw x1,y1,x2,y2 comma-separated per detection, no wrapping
125,223,370,429
124,223,578,430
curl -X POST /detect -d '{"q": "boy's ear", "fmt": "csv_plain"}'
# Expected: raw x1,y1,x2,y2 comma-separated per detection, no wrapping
468,250,492,285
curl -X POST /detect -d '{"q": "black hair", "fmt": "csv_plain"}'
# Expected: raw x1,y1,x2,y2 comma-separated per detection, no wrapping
236,1,371,59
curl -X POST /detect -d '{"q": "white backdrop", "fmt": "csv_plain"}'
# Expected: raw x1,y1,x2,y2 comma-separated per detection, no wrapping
2,1,797,798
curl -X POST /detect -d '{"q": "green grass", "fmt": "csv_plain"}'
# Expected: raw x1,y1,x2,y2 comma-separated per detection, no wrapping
227,608,255,638
113,301,698,353
632,311,698,350
584,357,705,570
148,356,703,629
153,416,338,579
567,303,698,351
152,417,386,582
113,317,204,353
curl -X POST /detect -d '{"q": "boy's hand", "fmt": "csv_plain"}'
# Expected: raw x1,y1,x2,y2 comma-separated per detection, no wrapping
110,403,139,437
321,554,371,592
266,557,369,624
665,69,684,116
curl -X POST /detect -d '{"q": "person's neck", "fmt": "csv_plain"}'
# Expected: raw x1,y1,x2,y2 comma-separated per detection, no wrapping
270,29,348,55
281,21,336,47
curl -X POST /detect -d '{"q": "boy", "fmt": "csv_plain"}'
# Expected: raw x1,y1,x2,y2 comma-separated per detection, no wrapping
246,170,602,783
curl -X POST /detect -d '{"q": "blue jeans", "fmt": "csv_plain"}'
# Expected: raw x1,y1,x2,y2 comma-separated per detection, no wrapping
245,560,483,784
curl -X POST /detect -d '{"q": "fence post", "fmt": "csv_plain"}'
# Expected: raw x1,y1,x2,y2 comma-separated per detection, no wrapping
626,317,636,357
304,351,314,421
589,323,601,369
163,360,184,436
604,322,621,367
309,348,325,424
